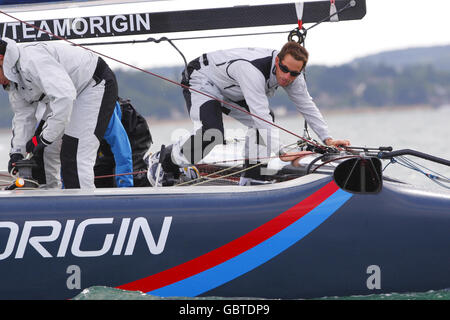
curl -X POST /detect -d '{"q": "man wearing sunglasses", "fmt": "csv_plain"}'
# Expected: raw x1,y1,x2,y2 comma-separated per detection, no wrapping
147,41,350,186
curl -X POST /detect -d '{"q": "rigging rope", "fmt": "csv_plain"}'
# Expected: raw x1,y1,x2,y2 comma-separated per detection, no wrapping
288,0,356,45
77,30,294,47
0,9,324,150
393,156,450,189
176,162,263,187
0,1,360,186
2,4,450,190
0,1,359,151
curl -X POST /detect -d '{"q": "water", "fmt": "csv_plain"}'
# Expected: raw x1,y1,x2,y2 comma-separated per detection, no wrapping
1,107,450,301
72,286,450,300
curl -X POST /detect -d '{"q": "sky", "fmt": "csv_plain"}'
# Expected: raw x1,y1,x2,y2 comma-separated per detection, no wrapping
0,0,449,71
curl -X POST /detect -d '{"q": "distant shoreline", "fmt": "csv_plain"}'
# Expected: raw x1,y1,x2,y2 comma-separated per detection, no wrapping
145,104,435,126
320,104,434,116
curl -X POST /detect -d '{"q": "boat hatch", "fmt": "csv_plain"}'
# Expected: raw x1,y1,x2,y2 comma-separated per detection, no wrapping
333,157,382,194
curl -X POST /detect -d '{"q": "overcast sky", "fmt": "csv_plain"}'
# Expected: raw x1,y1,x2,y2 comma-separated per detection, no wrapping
0,0,449,70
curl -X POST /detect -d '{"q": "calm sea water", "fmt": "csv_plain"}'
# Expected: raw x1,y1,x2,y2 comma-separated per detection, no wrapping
1,107,449,300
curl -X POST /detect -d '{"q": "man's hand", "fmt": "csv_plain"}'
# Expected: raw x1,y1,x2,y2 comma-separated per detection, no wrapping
324,138,350,147
26,135,51,155
8,153,24,175
279,151,314,162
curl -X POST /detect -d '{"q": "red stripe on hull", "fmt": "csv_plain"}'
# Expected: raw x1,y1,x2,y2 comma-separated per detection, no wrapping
118,181,339,292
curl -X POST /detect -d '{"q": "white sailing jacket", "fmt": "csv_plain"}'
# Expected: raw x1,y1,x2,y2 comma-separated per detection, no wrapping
3,37,98,155
201,47,332,142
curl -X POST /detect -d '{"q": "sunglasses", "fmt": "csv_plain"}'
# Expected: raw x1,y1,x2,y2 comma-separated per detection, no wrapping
278,61,302,77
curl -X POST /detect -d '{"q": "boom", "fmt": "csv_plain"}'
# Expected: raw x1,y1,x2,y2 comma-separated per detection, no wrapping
0,0,366,42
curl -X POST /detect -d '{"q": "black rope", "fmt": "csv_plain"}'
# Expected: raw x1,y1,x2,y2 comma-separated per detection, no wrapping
76,31,292,78
147,36,189,80
77,30,292,47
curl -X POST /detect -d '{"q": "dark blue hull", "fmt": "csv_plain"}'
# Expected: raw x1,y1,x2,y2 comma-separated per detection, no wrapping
0,175,449,299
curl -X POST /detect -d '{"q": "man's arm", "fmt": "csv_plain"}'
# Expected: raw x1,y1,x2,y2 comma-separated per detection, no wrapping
8,87,38,155
285,76,350,147
24,47,77,144
284,76,332,142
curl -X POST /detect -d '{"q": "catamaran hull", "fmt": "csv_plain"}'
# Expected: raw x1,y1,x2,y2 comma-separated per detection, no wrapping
0,175,449,300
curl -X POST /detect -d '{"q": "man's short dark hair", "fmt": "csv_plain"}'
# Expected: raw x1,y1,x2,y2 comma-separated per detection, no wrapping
278,41,309,71
0,39,7,56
